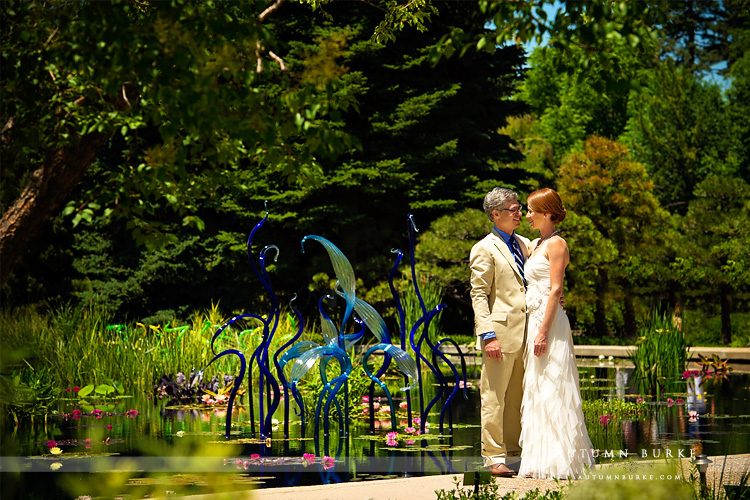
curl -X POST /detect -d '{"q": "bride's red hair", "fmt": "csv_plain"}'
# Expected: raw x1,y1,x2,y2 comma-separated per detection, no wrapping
527,188,567,223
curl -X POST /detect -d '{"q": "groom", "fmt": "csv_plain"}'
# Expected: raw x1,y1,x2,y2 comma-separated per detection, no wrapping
470,187,531,477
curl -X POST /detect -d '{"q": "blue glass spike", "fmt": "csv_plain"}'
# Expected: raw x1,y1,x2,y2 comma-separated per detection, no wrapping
301,236,356,333
383,344,418,391
290,347,326,386
318,297,339,347
279,340,319,371
342,318,366,351
335,291,390,344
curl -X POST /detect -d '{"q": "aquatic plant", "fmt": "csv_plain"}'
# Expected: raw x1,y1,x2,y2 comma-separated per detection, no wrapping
629,309,690,400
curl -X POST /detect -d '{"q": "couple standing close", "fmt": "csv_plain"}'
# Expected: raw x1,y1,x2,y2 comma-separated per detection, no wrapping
470,187,594,479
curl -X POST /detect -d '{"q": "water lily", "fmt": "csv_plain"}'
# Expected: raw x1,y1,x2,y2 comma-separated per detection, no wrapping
399,401,408,410
302,453,315,465
126,409,138,417
49,447,62,455
362,396,369,404
412,417,421,426
322,456,335,470
372,402,380,410
73,386,80,393
50,462,63,471
71,410,82,418
250,454,260,460
458,380,473,388
176,431,185,437
386,431,398,440
404,427,416,434
201,394,215,405
107,425,113,430
688,410,699,422
47,440,57,449
214,394,228,404
405,439,415,445
386,438,398,447
676,398,684,403
636,398,645,403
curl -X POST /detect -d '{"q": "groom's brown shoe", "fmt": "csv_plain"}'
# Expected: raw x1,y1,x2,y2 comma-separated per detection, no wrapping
487,463,515,477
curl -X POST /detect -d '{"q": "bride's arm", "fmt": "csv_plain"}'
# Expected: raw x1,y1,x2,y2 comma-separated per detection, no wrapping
533,237,570,357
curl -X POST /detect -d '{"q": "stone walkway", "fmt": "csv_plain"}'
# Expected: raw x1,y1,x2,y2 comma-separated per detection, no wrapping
239,454,749,500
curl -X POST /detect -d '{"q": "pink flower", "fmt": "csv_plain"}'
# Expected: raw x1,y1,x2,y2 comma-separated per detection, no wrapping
71,409,82,417
636,398,645,403
65,388,72,392
322,456,334,470
458,380,473,388
667,398,674,403
107,425,113,430
250,454,260,460
386,439,398,447
243,460,250,470
405,439,415,445
689,410,699,422
303,453,315,464
379,406,391,413
84,438,92,444
599,414,613,426
126,409,138,417
73,386,80,393
386,432,398,440
676,398,684,404
214,394,228,404
47,440,57,449
404,427,416,434
372,402,380,410
412,417,421,426
92,409,103,415
399,401,408,410
362,396,369,404
201,394,215,405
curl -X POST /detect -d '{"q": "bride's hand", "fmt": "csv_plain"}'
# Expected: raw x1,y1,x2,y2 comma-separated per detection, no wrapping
533,332,547,357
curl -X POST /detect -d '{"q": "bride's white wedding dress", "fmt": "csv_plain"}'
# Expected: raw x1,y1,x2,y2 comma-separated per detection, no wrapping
518,239,595,479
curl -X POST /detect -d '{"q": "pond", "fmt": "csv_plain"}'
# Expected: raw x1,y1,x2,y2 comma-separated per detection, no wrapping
2,364,749,499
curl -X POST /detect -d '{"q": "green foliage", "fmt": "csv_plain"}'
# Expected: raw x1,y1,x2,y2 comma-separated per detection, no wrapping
683,311,750,348
582,398,648,421
623,63,736,212
0,365,59,426
628,310,690,400
435,476,566,500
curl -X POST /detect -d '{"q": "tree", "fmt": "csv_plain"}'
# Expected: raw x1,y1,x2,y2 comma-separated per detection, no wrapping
3,0,424,286
558,136,674,338
622,61,735,213
673,175,750,345
1,0,672,288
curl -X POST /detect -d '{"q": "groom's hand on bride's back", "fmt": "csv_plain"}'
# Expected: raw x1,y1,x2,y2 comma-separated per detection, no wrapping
484,338,503,360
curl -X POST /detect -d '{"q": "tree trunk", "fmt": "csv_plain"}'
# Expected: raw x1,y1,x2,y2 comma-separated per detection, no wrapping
0,85,136,285
720,289,732,345
0,131,110,284
594,270,608,337
623,295,637,340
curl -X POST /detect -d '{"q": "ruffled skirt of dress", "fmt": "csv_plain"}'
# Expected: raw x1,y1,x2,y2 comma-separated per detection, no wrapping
518,304,595,479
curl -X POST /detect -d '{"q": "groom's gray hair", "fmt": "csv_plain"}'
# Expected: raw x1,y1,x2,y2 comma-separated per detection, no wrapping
483,187,518,221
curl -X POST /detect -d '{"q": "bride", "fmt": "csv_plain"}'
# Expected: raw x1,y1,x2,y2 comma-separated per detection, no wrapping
517,188,595,479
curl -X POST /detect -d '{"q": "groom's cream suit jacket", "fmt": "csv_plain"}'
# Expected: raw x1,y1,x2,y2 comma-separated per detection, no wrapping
470,228,531,352
470,227,531,465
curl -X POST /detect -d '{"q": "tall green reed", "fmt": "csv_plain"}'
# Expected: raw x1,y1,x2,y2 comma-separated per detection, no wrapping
629,309,690,400
0,303,304,395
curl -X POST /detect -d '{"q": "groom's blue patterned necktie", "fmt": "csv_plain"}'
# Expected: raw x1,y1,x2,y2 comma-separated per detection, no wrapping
511,235,526,288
